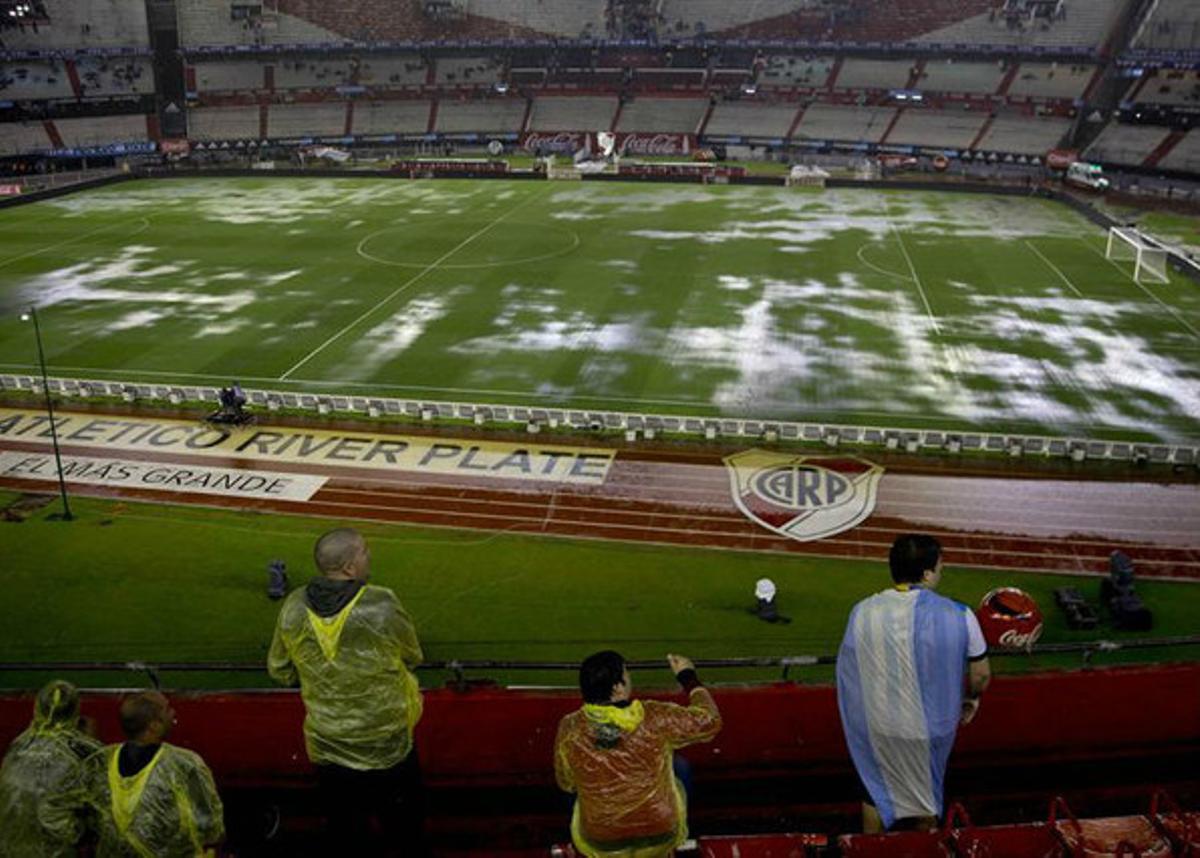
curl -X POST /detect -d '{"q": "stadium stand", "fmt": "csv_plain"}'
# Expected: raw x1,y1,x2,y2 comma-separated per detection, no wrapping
0,122,53,157
834,58,914,92
435,56,504,87
633,66,706,88
1085,121,1172,166
352,100,433,135
759,55,835,89
467,0,605,39
0,61,75,102
267,102,347,138
658,0,816,37
175,0,341,48
793,103,897,144
696,0,996,45
0,57,150,102
972,115,1072,154
615,97,708,133
0,0,150,50
917,60,1007,96
187,106,263,141
357,55,428,89
1159,129,1200,174
886,108,988,149
1007,62,1097,100
177,0,555,47
53,114,149,148
1133,0,1200,51
191,61,267,94
529,96,618,131
435,97,526,133
1127,70,1200,107
274,58,357,91
704,101,798,139
913,0,1130,49
75,57,154,98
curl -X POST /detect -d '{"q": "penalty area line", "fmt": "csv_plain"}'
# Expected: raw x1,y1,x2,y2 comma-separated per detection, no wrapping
1023,241,1084,299
0,218,151,270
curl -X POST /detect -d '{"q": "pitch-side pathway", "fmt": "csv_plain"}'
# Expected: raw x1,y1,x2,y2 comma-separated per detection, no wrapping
0,407,1197,580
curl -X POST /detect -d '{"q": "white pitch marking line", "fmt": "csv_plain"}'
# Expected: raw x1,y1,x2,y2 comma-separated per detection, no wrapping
0,217,151,269
855,242,911,283
1081,239,1200,340
278,188,544,380
888,222,941,335
1024,240,1084,299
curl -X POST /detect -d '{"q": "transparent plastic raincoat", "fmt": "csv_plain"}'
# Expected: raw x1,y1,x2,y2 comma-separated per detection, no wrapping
554,689,721,858
268,583,424,770
0,681,101,858
45,742,224,858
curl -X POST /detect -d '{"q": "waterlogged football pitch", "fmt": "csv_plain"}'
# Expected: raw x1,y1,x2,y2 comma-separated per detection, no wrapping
1,177,1199,442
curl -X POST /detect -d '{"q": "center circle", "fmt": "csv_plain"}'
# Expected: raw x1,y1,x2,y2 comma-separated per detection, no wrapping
357,218,580,270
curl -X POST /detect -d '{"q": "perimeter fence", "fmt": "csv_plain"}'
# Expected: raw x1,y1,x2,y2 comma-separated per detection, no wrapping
1,636,1197,690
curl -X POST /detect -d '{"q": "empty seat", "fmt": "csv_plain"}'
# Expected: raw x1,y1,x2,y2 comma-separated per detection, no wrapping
700,833,829,857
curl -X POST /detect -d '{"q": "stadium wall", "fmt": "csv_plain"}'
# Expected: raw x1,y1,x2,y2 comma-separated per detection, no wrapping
0,171,134,210
0,664,1196,838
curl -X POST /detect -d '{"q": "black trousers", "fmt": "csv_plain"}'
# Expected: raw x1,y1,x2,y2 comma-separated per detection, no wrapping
316,749,427,856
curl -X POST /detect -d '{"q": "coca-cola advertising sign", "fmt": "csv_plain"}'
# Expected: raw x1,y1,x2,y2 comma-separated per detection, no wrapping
521,131,695,157
1046,149,1079,170
998,624,1044,650
159,138,191,156
520,132,587,154
616,132,693,156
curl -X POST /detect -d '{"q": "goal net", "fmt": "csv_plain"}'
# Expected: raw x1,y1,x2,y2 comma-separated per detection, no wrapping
1105,227,1170,284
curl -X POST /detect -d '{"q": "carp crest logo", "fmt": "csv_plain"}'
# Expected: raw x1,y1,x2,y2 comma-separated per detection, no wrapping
725,450,884,542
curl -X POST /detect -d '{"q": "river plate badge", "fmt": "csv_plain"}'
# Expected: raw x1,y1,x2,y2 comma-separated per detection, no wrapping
724,450,885,542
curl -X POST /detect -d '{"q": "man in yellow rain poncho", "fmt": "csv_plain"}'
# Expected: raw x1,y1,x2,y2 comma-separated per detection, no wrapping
0,680,102,857
43,690,224,857
555,651,722,858
268,527,425,854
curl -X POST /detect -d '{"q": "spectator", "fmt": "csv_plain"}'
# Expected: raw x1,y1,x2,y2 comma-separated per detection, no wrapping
0,680,101,857
836,534,991,833
268,527,425,854
44,691,224,855
555,651,722,857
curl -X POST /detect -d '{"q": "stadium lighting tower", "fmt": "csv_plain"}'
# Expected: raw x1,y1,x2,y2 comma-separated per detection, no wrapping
19,306,73,521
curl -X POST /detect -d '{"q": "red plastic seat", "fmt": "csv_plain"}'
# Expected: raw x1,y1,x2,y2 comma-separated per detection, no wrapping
698,833,828,857
953,822,1064,858
837,802,968,858
1149,790,1200,857
1050,798,1172,858
837,832,953,858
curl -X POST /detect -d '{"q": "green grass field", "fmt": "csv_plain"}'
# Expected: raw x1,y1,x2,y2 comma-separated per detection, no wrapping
1,491,1197,691
1,178,1198,691
1,177,1199,442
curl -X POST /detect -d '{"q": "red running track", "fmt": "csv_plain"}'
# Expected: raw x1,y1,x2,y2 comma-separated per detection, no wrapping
1,432,1198,580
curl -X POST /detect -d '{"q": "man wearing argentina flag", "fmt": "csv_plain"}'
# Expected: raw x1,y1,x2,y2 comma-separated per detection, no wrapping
837,534,991,833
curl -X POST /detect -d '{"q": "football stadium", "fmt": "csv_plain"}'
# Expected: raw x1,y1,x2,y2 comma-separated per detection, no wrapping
0,0,1199,854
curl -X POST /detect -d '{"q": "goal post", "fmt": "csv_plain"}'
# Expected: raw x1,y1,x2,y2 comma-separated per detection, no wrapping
1105,227,1170,284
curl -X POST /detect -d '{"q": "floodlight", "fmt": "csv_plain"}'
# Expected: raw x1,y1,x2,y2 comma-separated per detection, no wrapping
18,306,72,520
